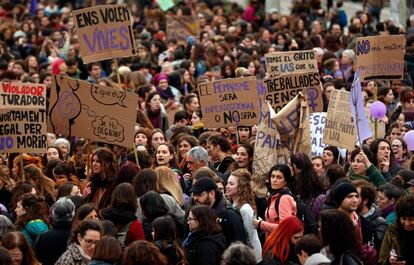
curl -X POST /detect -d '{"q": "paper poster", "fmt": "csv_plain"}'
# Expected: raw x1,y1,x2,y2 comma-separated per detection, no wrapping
0,82,47,153
355,35,405,81
310,112,327,157
166,15,200,45
323,90,356,150
198,77,260,128
263,71,321,113
72,4,136,64
48,75,138,148
265,50,318,76
157,0,175,11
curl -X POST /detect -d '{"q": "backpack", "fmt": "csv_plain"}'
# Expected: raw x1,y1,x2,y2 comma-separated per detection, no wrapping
217,206,248,246
274,190,317,234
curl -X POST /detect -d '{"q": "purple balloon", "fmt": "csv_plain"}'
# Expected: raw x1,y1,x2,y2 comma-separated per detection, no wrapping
369,101,386,119
404,130,414,151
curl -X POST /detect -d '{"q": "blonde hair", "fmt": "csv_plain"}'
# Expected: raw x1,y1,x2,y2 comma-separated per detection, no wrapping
229,169,256,212
155,166,184,206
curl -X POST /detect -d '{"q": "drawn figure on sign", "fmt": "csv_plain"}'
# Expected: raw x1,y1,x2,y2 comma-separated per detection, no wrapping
306,87,318,112
49,76,81,136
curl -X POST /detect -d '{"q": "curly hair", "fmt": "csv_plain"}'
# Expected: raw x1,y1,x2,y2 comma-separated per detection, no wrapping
228,169,256,212
15,193,48,229
123,240,168,265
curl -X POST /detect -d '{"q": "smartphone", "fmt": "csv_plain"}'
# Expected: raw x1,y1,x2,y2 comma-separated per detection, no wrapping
396,256,405,261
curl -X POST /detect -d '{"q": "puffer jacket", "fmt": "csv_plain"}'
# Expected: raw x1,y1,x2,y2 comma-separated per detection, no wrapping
184,230,226,265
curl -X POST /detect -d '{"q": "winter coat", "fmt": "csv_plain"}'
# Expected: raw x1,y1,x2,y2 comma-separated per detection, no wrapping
347,165,386,188
330,253,362,265
379,222,414,265
55,243,89,265
184,230,226,265
33,221,71,265
21,219,49,245
363,205,387,250
155,240,185,265
100,207,145,246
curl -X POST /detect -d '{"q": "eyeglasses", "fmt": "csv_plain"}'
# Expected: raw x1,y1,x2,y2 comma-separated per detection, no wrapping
83,238,99,245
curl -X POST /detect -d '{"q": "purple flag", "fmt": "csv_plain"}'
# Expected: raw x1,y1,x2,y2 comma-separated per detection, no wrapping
350,70,372,144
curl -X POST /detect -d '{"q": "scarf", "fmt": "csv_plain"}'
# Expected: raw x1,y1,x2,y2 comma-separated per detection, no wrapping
147,108,161,129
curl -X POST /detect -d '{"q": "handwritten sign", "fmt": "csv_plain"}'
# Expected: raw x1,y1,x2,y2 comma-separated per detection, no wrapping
355,35,405,81
310,112,327,157
0,82,47,153
72,4,135,64
323,90,356,150
198,77,260,128
166,15,199,45
48,75,138,148
263,71,321,113
265,50,318,76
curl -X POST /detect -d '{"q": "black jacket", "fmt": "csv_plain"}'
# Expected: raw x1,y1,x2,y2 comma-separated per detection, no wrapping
364,205,387,250
33,220,71,265
184,230,226,265
211,191,247,246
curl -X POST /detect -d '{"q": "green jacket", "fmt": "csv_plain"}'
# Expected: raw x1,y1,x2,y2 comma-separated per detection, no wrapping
347,165,387,188
379,223,401,265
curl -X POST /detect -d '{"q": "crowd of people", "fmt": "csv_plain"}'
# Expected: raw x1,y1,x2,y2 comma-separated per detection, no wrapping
1,0,414,265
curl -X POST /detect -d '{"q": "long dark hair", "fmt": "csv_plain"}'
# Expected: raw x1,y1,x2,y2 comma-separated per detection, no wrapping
91,148,118,182
369,138,397,169
15,194,48,229
1,232,40,265
290,153,323,203
190,205,221,235
133,168,159,197
110,183,138,213
267,164,295,193
319,209,360,257
139,191,168,221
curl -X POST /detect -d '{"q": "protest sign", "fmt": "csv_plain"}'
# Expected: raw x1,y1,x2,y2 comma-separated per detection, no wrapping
366,108,386,139
355,35,405,81
166,15,199,45
310,112,327,157
263,71,321,113
323,90,356,150
252,101,290,197
265,50,318,76
48,75,138,148
0,82,47,153
72,4,135,64
350,70,372,143
198,77,260,128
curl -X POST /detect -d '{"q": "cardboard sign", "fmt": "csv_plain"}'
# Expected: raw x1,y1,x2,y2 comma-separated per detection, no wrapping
48,75,138,148
265,50,318,76
263,71,321,113
310,112,328,157
72,4,136,64
166,15,199,45
252,101,290,197
323,90,356,150
355,35,405,81
366,108,386,139
0,82,47,153
198,77,260,128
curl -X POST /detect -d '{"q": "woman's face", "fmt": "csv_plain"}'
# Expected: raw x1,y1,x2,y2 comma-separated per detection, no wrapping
187,211,199,232
149,94,161,111
391,139,404,159
341,53,352,65
8,247,23,265
403,98,414,111
71,185,81,196
248,62,256,76
325,85,335,101
57,142,69,157
398,113,405,128
28,56,38,68
12,162,19,178
323,150,335,166
91,155,102,174
189,62,196,76
384,90,394,104
85,210,99,220
46,147,60,161
151,132,165,149
351,156,367,175
183,70,190,82
78,230,101,257
158,79,168,90
135,133,148,146
236,146,250,169
270,170,287,190
400,216,414,231
226,175,239,198
156,145,173,166
312,158,325,176
178,140,192,158
15,201,26,218
188,97,199,113
377,141,391,162
191,112,201,124
290,231,304,245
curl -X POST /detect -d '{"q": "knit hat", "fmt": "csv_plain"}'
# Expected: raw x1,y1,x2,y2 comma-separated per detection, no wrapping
190,177,217,195
332,182,358,207
154,73,168,86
